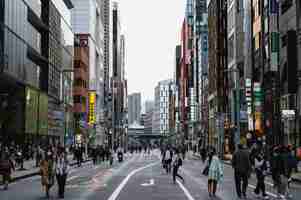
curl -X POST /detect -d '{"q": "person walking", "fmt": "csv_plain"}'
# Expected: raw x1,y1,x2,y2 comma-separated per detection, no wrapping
0,150,15,190
172,149,184,184
253,149,269,199
232,144,251,199
40,151,55,198
164,147,172,174
201,147,207,163
55,150,69,199
207,148,223,198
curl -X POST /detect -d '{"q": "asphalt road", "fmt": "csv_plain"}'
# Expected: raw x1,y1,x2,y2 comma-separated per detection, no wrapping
1,151,301,200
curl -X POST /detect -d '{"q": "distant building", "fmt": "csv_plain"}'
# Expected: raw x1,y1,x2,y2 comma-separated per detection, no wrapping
145,101,154,113
128,93,141,125
153,79,174,136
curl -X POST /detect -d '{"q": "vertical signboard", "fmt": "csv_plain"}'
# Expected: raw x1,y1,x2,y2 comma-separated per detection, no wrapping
88,92,96,125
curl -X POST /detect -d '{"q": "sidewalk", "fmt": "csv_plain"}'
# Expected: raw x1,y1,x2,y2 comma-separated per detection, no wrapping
1,155,91,184
189,152,301,183
2,152,134,184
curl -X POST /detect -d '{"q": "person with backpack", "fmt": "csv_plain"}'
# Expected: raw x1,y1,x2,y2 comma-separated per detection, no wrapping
253,149,269,199
172,149,184,184
208,148,223,197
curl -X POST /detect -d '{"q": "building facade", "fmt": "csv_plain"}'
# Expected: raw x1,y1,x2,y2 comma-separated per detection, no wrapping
153,79,173,136
128,93,141,125
71,0,105,145
73,34,89,146
0,0,74,147
208,0,228,153
111,2,126,149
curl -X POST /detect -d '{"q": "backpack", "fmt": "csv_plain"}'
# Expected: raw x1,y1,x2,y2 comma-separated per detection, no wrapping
178,157,182,167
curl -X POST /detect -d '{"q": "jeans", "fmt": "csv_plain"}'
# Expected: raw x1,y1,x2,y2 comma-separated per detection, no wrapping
254,170,266,196
234,171,249,197
173,165,184,183
56,174,67,198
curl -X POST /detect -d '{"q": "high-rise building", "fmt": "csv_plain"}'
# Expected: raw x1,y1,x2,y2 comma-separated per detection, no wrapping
0,0,74,146
153,79,173,136
71,0,105,145
128,93,141,125
111,2,126,149
103,0,110,108
226,0,246,153
145,101,154,114
208,0,227,152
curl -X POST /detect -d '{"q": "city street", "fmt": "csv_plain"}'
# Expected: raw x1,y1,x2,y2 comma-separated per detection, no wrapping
1,151,301,200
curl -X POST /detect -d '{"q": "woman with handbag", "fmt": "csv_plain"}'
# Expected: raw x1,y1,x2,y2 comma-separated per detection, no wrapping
207,148,223,197
40,151,55,198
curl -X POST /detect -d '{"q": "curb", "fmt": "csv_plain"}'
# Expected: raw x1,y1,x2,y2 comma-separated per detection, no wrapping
1,159,92,185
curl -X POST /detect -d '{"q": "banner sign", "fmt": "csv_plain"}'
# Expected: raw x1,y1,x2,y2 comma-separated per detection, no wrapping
88,92,96,125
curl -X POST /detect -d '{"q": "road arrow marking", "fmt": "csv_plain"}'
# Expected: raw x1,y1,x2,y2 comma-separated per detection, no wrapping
141,179,155,186
108,162,159,200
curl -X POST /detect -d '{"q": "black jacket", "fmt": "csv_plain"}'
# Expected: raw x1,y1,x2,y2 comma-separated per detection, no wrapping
232,149,251,174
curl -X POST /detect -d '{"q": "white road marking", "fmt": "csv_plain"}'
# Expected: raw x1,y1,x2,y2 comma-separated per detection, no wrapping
107,162,159,200
67,175,79,182
177,180,195,200
248,184,277,198
141,179,155,186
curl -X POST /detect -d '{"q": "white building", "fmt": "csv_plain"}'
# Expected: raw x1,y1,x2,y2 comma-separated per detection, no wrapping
71,0,105,145
153,79,173,136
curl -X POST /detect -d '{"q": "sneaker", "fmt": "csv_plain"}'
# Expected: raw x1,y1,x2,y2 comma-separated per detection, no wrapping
253,192,260,198
263,195,269,200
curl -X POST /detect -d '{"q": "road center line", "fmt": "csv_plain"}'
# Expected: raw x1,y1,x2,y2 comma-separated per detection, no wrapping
107,162,159,200
177,180,195,200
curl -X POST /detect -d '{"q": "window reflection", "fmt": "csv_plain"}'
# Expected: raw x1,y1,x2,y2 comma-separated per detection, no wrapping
25,0,42,18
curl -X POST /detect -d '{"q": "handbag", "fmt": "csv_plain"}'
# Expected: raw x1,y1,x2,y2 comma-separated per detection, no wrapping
202,165,209,176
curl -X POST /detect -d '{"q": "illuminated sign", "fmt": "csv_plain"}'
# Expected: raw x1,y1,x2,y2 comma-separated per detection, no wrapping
88,92,96,125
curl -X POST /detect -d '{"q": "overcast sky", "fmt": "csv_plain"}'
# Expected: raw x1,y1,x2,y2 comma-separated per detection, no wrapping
117,0,185,103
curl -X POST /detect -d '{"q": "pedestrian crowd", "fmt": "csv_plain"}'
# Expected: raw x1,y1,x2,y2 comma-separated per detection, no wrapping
200,142,299,200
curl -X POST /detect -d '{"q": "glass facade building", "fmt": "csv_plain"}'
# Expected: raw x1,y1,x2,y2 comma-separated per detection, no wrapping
0,0,74,147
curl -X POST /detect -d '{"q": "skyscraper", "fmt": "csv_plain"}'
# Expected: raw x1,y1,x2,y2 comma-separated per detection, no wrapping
71,0,105,145
128,93,141,125
153,79,174,136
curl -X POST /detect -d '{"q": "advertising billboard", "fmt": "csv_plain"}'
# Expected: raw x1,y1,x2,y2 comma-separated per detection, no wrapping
88,91,96,125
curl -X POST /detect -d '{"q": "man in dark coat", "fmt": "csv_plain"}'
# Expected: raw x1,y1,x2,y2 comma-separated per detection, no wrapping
232,144,251,199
